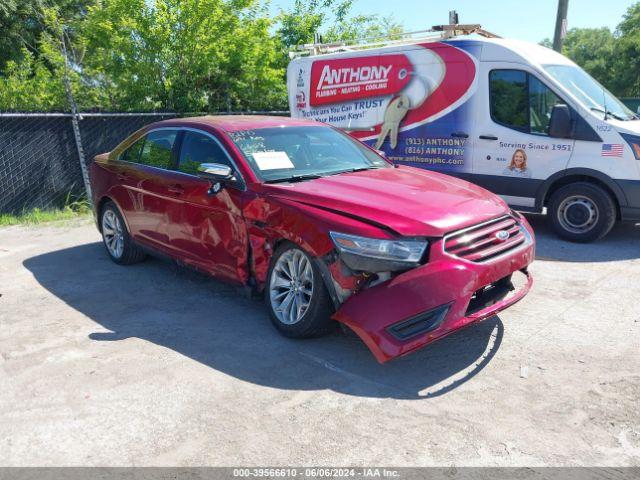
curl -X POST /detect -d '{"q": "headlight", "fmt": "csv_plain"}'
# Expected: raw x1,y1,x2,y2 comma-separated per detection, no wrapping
329,231,428,272
620,133,640,160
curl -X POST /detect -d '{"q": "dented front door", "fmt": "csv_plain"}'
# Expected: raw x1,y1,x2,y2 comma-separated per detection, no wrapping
166,130,249,284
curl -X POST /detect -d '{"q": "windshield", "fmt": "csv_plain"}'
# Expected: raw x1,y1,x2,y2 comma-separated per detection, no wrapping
228,126,390,183
543,64,636,121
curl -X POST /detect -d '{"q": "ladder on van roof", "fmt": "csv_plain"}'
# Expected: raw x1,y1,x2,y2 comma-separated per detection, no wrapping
290,23,501,59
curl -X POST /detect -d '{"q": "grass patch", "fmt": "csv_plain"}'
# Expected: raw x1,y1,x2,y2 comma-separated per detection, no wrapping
0,195,92,227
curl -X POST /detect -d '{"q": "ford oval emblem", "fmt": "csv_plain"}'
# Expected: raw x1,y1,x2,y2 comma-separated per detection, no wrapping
495,230,510,241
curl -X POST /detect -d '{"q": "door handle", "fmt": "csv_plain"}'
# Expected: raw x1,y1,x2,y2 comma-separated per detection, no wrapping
479,135,498,140
168,184,185,195
451,132,469,138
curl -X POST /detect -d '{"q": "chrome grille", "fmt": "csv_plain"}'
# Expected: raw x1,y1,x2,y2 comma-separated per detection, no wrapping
444,215,526,262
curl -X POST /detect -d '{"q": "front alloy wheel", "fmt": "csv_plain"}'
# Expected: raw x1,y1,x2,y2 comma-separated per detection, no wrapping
270,248,314,325
266,243,334,337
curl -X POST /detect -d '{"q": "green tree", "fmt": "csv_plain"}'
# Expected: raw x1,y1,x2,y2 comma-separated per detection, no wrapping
0,4,99,111
562,27,617,91
0,0,93,71
276,0,353,50
78,0,285,111
612,2,640,96
0,47,66,110
324,14,404,43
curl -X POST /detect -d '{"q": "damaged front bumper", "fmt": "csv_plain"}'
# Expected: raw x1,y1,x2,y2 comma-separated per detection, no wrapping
329,220,535,363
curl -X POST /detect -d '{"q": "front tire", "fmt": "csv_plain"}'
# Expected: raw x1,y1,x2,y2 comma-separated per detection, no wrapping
266,243,334,338
548,182,616,242
100,201,146,265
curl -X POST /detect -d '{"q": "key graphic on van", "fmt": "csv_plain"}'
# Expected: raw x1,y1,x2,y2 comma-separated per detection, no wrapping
375,95,410,150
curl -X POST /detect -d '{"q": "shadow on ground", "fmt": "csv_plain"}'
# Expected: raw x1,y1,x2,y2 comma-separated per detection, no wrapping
525,213,640,263
23,242,503,400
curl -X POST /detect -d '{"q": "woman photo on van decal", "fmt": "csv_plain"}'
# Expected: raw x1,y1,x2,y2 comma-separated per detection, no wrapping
503,149,532,178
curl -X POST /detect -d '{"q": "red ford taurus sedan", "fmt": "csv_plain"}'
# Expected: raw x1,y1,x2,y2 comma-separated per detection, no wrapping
89,116,535,362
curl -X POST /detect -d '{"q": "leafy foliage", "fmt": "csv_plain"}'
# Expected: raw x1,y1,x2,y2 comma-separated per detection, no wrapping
77,0,286,112
0,47,66,110
0,0,93,70
612,3,640,97
2,0,396,112
324,14,404,43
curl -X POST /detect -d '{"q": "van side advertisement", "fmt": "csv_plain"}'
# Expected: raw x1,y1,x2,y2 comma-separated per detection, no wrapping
289,42,480,173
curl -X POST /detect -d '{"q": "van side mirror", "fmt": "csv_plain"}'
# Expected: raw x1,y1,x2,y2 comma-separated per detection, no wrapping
548,104,572,138
197,163,234,194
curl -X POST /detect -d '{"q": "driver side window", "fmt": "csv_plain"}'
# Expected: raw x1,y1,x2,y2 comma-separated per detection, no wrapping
490,69,563,135
178,131,232,175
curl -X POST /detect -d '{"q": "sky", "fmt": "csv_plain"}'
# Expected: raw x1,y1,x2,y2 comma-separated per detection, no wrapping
268,0,636,43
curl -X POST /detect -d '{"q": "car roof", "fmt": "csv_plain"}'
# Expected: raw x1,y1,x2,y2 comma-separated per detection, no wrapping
149,115,322,133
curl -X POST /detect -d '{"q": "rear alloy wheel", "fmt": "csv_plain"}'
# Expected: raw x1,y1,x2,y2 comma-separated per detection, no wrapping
548,182,616,242
100,202,146,265
266,243,334,338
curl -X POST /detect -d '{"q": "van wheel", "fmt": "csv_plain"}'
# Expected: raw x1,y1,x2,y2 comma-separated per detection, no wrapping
266,243,335,338
548,182,616,242
100,201,146,265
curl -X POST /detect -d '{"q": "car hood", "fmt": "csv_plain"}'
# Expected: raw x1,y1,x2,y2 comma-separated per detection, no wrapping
262,166,510,237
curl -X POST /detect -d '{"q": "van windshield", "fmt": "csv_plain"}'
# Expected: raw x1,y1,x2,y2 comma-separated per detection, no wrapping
228,126,390,183
543,64,637,121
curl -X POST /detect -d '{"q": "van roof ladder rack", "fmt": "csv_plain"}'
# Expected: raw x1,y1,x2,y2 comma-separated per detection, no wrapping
290,23,501,58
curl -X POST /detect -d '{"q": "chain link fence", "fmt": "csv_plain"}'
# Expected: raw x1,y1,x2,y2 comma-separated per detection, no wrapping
0,111,287,214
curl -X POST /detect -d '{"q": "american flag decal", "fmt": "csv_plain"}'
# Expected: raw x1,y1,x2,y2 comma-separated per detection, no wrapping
601,144,624,157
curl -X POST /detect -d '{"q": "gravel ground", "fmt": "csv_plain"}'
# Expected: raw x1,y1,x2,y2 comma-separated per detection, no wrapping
0,215,639,466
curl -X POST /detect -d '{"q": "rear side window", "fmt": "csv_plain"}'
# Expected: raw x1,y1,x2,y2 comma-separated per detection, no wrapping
139,130,178,169
490,69,563,135
178,131,232,175
120,137,145,163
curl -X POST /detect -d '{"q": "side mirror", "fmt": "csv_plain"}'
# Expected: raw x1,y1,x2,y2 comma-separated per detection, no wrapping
548,104,572,138
197,163,234,194
197,163,233,181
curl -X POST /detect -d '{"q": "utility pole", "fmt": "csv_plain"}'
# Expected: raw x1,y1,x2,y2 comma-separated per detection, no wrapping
553,0,569,52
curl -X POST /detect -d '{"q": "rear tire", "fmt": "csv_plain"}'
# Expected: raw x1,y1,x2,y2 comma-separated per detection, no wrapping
547,182,616,243
266,242,334,338
100,201,146,265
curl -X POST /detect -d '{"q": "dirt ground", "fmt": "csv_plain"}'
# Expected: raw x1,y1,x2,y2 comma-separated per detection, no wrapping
1,215,639,466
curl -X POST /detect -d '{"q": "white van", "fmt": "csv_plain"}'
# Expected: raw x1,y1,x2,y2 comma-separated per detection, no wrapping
287,32,640,242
